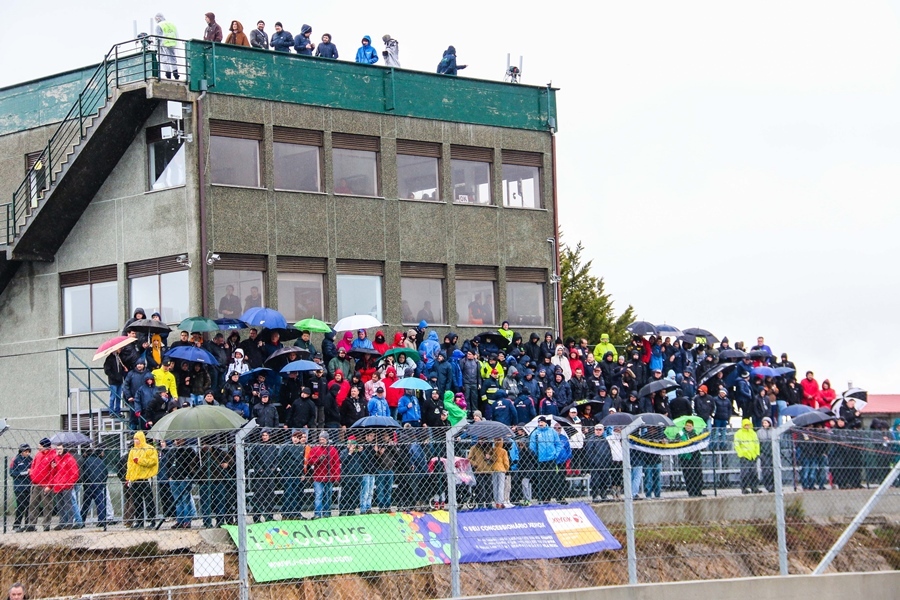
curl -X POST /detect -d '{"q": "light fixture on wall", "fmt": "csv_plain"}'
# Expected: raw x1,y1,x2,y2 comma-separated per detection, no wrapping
175,254,192,269
206,251,221,266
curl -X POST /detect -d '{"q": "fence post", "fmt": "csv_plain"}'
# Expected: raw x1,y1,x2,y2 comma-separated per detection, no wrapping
235,420,257,600
621,418,644,585
445,423,466,598
772,423,793,576
78,93,84,140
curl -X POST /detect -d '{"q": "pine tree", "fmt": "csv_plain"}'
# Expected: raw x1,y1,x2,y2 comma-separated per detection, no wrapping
559,237,635,346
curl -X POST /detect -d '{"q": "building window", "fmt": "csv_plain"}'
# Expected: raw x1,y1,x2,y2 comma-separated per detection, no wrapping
213,254,267,318
333,133,380,197
451,146,493,205
455,265,497,326
60,266,118,335
273,127,323,192
506,267,547,326
127,257,190,323
400,263,445,325
397,140,440,201
25,152,48,207
277,257,327,322
147,123,186,190
502,151,543,209
209,120,263,187
336,260,383,321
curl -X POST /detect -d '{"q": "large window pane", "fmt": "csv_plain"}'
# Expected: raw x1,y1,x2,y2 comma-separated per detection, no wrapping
210,136,260,187
451,159,491,205
277,272,325,322
507,282,545,326
130,276,160,317
91,281,120,332
149,138,185,190
274,142,321,192
333,149,378,196
455,280,496,326
63,285,91,335
160,270,190,323
397,154,439,200
401,278,444,325
502,164,541,208
215,270,265,317
337,274,382,321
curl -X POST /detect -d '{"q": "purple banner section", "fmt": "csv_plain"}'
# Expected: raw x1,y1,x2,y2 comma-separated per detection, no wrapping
453,502,621,562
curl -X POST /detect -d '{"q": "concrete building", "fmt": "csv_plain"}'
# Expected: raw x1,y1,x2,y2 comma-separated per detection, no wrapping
0,39,559,429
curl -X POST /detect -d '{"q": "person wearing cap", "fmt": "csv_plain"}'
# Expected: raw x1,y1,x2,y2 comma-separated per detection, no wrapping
249,430,279,522
25,438,56,531
367,386,390,418
328,347,354,380
307,432,341,518
279,429,310,520
693,385,714,427
712,388,734,451
152,359,179,401
583,424,613,502
10,444,32,531
252,390,281,428
734,371,753,417
529,416,561,504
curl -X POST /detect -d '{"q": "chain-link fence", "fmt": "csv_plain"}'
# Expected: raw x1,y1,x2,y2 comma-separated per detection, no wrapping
2,420,898,599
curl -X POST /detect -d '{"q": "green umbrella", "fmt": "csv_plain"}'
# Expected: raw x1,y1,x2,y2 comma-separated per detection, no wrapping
177,316,220,333
293,318,332,334
381,347,422,364
665,415,708,439
147,405,247,441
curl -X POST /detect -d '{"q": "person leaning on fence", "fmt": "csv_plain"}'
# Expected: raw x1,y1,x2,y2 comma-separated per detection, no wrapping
734,419,762,494
125,431,159,528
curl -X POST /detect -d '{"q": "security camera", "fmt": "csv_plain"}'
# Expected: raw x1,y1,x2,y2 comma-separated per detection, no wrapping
206,251,221,266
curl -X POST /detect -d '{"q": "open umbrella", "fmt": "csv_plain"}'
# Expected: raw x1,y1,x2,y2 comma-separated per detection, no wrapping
92,336,138,361
240,307,288,330
655,324,683,338
626,321,658,336
747,349,773,359
781,404,813,418
264,346,311,368
215,318,249,330
475,332,511,351
126,318,172,336
165,345,219,365
462,420,514,440
790,410,834,428
637,378,679,398
634,412,675,427
774,366,796,377
280,359,323,374
601,412,635,427
293,318,332,334
239,367,276,385
391,377,433,391
334,314,382,332
351,415,401,428
258,327,303,344
146,404,248,440
718,349,747,360
49,431,93,446
751,366,778,379
665,415,707,439
682,328,720,344
350,347,382,359
698,362,736,386
843,387,868,401
832,395,867,413
177,316,219,333
561,399,606,414
381,347,422,364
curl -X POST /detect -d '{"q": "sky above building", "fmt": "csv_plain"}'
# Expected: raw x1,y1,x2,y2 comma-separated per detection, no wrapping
1,1,898,393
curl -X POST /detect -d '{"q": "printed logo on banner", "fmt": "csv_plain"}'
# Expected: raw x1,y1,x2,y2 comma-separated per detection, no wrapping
543,507,605,547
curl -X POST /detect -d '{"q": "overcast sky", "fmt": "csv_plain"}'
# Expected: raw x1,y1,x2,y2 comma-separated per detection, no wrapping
1,1,898,393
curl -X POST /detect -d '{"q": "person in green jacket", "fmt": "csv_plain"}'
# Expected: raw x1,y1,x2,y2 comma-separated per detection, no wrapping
593,334,617,362
443,390,467,425
734,418,761,494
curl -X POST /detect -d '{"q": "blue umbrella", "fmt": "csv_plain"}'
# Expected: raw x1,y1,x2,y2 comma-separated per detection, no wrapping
751,366,778,378
655,324,682,338
239,307,288,330
280,359,323,374
351,415,401,428
774,366,796,377
390,377,433,391
165,345,219,365
239,367,276,385
215,318,249,330
781,404,812,417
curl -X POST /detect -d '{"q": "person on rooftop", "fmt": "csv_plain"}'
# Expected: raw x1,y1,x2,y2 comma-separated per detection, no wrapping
355,35,379,64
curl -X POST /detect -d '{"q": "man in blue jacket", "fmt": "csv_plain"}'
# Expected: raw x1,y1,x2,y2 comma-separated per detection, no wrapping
397,390,422,427
293,24,314,55
486,389,516,426
529,416,560,503
355,36,379,64
270,23,294,52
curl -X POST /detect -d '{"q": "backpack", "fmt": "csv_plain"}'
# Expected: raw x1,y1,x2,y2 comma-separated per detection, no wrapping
437,56,452,74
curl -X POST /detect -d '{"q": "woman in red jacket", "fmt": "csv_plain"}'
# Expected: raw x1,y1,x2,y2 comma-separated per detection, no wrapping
800,371,820,408
49,444,80,529
307,432,341,518
818,379,837,410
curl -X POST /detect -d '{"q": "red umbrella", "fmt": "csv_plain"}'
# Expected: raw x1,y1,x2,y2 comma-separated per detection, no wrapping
92,335,138,361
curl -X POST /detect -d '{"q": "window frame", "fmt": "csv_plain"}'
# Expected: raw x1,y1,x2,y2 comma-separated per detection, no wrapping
213,254,268,319
276,256,328,322
396,140,441,202
335,259,384,322
60,265,118,336
450,145,493,205
400,262,446,325
146,122,186,191
273,127,324,193
332,133,381,198
454,265,498,327
208,120,263,188
126,256,191,324
501,150,543,209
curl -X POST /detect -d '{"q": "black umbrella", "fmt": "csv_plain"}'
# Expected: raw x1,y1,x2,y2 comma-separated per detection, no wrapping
264,346,311,369
682,328,720,344
637,378,679,398
561,399,606,414
462,420,514,440
350,348,383,360
351,416,401,428
601,412,635,426
698,362,736,386
791,411,834,428
718,349,747,360
259,327,302,343
747,349,772,359
475,332,511,351
49,431,93,446
626,321,658,336
126,318,172,336
635,412,675,427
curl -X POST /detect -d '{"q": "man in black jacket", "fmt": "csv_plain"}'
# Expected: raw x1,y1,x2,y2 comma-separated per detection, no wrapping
252,391,280,428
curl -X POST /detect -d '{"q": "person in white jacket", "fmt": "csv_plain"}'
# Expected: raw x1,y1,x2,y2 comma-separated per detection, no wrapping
382,34,400,67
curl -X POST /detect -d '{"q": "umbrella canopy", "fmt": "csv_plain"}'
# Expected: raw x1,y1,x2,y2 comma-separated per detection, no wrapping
474,332,511,351
718,349,747,360
92,336,138,361
698,363,736,386
351,415,401,428
214,318,249,330
391,377,433,391
843,387,868,401
832,395,867,413
293,318,332,334
126,318,172,335
747,349,773,359
264,346,311,367
634,412,675,427
561,399,606,414
637,378,679,398
461,420,514,440
240,307,288,330
774,366,796,377
334,314,382,332
258,327,302,343
147,405,247,440
165,345,219,365
682,328,720,344
522,415,578,434
655,324,683,338
601,412,635,427
781,404,813,418
350,347,382,359
381,347,422,364
665,415,708,438
280,359,323,374
239,367,276,385
626,321,658,336
49,431,93,446
177,316,219,333
790,410,834,428
751,366,779,379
